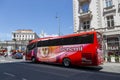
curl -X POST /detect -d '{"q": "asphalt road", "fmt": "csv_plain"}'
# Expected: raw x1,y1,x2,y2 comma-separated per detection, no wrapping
0,61,120,80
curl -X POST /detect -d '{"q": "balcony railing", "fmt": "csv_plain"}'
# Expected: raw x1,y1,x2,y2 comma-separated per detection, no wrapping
77,26,120,33
79,10,92,19
103,5,116,15
78,0,91,3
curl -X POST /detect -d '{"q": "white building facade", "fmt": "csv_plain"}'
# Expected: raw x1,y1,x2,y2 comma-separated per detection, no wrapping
73,0,120,62
12,29,39,41
0,30,39,55
12,29,39,50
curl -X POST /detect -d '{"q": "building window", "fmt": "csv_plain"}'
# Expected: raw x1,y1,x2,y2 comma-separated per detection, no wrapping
13,33,15,38
106,15,114,27
32,35,34,39
107,37,119,50
81,3,89,13
105,0,113,7
118,3,120,12
82,21,90,30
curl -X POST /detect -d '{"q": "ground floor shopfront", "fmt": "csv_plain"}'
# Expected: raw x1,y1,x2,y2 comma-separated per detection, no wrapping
103,27,120,63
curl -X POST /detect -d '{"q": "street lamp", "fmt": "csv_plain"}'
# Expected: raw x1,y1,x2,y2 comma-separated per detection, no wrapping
56,15,60,36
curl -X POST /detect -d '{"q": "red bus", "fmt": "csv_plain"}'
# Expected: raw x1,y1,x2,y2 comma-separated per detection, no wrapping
26,31,104,67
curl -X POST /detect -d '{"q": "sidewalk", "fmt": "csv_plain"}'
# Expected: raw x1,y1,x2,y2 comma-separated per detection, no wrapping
100,62,120,73
0,56,25,63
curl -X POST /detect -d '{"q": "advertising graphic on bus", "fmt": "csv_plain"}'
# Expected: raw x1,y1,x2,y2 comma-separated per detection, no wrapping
26,31,104,67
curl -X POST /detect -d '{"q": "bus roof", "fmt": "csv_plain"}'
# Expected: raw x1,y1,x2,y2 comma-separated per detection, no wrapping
28,31,97,44
29,37,53,44
50,31,97,40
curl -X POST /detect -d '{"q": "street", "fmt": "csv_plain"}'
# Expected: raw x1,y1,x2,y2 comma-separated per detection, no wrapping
0,56,120,80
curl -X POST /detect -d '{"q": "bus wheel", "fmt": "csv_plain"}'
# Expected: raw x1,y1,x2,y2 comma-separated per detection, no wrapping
31,57,36,63
63,58,71,67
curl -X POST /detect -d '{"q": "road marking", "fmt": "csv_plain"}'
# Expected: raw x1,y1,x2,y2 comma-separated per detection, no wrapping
3,72,16,77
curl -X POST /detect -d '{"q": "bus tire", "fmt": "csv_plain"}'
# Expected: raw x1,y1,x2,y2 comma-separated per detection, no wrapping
63,58,71,67
31,57,36,63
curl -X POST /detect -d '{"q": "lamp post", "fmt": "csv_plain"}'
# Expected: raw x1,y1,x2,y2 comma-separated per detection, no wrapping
56,15,60,36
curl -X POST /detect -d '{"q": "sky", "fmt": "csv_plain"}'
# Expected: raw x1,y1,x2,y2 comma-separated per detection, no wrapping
0,0,73,41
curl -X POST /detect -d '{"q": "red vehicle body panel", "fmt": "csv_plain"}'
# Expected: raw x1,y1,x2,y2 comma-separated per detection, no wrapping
26,31,104,66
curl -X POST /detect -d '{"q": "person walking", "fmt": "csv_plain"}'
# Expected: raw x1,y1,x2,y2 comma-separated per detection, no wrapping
4,52,8,58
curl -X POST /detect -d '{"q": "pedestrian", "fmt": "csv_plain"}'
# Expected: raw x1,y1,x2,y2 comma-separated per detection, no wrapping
4,52,8,58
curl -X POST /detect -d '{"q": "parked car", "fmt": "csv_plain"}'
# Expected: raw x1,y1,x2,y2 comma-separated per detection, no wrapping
12,52,23,59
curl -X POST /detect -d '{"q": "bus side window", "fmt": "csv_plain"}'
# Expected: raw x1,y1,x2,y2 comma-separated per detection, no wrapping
74,34,94,44
62,37,74,45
